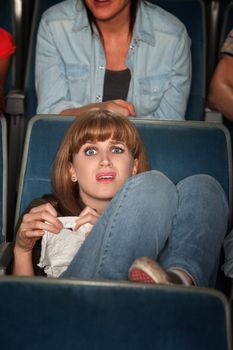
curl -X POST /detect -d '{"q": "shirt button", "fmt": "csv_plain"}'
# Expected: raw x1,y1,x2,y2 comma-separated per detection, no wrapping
99,65,105,70
96,95,102,101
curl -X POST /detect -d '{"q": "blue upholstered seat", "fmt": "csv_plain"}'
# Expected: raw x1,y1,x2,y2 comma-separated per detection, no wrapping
15,116,232,223
149,0,206,121
14,115,232,292
0,277,231,350
0,117,8,244
24,0,63,120
0,1,14,94
0,116,10,269
219,1,233,47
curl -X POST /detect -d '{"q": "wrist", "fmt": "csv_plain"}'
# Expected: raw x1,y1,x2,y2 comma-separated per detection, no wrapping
14,243,33,256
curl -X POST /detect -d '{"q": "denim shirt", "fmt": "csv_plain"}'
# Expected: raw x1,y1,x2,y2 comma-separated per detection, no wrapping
36,0,191,120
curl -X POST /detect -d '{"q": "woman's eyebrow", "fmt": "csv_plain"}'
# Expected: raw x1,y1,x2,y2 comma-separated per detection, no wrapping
110,140,126,145
82,140,96,145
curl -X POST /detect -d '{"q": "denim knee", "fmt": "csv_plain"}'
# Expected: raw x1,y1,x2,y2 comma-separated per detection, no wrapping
177,174,229,218
125,170,177,195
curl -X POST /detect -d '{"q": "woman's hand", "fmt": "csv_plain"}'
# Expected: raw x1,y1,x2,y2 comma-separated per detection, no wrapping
74,206,100,231
102,99,136,117
15,203,62,254
60,99,136,118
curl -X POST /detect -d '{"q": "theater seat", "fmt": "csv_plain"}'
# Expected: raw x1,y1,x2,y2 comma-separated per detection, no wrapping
149,0,206,121
0,116,11,269
15,116,232,223
12,115,232,293
0,277,231,350
219,1,233,48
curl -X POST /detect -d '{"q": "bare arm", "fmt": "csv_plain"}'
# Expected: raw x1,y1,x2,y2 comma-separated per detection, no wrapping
13,203,62,276
60,99,136,118
0,56,11,113
0,56,11,83
208,55,233,121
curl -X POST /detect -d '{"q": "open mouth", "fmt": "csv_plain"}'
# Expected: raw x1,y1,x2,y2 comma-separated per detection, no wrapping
96,172,116,182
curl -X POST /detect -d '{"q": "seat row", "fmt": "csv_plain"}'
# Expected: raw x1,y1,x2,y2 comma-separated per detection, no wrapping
0,115,231,349
0,114,231,291
0,276,231,350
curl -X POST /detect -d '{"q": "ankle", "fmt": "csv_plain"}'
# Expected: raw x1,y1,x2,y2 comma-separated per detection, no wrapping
169,268,194,286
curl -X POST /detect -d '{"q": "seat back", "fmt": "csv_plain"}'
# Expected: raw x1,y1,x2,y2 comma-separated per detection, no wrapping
149,0,206,120
25,0,63,119
0,277,231,350
0,117,8,244
219,1,233,48
0,0,14,94
15,115,232,225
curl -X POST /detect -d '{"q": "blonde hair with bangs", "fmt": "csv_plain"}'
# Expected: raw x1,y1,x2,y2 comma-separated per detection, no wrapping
52,109,150,215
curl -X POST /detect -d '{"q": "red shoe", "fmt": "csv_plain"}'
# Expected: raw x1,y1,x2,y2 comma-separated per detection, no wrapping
128,257,182,285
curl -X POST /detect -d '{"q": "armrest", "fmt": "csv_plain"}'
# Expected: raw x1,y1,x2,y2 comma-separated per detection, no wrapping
0,242,13,274
5,89,26,116
205,107,223,123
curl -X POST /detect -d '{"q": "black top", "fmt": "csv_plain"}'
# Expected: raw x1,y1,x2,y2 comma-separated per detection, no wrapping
102,68,131,101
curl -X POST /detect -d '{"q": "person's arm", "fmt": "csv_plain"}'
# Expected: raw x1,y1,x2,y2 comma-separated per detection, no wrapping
13,202,62,276
155,27,191,120
208,55,233,121
0,55,11,83
0,48,13,114
60,99,136,118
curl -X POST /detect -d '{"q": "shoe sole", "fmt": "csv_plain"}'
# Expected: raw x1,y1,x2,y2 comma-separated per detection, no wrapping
128,257,172,285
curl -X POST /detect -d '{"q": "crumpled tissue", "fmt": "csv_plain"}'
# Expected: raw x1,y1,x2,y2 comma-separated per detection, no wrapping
38,216,93,278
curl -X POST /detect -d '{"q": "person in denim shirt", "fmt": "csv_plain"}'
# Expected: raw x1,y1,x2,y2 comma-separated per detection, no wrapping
36,0,191,120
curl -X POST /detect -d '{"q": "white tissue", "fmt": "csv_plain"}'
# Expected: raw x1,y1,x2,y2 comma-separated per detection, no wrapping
38,217,93,278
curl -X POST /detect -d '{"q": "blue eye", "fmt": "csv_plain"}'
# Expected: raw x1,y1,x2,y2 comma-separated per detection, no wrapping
112,147,124,154
84,148,97,156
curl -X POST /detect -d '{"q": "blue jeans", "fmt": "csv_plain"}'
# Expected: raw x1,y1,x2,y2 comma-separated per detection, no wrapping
62,171,229,287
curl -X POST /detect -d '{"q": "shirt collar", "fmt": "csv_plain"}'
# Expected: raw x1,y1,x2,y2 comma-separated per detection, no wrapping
71,0,156,44
132,2,156,46
72,0,90,32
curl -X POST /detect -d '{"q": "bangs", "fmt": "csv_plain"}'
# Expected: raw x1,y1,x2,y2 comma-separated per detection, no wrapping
70,111,140,157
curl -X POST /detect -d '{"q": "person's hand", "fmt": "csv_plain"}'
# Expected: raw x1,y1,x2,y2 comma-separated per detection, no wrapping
101,99,136,117
74,206,100,232
15,203,63,253
60,99,136,118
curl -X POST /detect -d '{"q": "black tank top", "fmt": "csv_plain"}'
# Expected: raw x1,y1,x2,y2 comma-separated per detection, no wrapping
102,68,131,101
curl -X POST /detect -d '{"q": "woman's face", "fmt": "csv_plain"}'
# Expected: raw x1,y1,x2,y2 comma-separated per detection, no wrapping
84,0,131,23
69,138,138,213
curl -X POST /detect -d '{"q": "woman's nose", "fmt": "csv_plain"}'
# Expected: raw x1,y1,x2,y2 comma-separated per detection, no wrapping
99,152,112,167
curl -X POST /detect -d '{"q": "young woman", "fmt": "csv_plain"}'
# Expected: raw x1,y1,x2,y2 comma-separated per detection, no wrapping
36,0,191,120
13,110,228,287
0,28,16,114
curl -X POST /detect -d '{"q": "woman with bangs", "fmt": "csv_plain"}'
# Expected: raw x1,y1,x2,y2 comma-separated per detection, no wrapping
13,109,228,288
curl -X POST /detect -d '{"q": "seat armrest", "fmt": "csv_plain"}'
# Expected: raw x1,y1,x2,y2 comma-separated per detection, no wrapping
0,242,13,274
5,89,26,116
205,107,223,123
